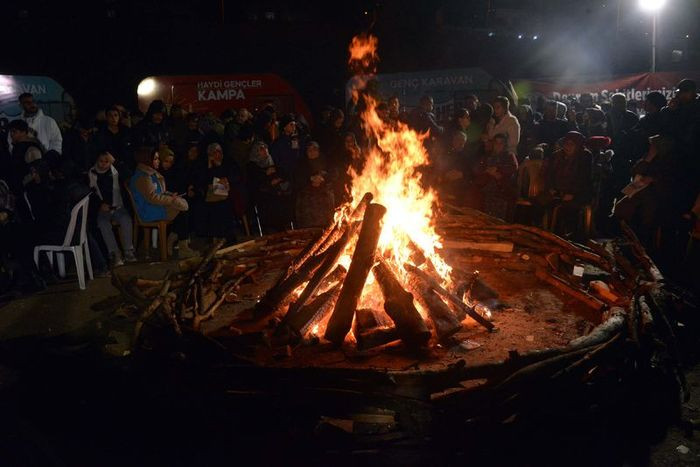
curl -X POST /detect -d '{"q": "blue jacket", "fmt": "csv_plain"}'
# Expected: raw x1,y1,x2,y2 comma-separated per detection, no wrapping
129,164,168,222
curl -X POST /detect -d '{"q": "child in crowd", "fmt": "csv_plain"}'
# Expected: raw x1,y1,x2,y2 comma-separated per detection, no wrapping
88,152,136,266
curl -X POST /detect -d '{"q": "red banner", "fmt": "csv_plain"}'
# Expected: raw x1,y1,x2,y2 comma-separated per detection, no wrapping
515,71,700,104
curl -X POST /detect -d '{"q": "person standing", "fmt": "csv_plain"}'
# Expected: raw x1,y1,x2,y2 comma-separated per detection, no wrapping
488,96,521,156
15,93,62,154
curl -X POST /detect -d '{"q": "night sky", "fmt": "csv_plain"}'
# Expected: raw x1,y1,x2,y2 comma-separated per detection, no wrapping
3,0,700,117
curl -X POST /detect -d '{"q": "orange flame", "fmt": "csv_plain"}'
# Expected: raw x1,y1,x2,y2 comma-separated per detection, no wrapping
348,34,379,73
348,95,452,284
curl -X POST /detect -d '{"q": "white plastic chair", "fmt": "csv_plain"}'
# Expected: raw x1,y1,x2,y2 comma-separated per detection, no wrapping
33,193,94,290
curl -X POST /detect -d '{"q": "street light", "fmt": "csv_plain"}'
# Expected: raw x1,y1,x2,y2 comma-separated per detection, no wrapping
639,0,666,72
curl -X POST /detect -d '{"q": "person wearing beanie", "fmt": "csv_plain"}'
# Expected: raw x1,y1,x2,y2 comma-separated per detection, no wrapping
88,152,136,267
270,113,301,186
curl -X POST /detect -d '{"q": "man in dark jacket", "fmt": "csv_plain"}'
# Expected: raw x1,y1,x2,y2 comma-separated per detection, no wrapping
606,93,639,190
90,106,132,176
270,114,301,185
535,101,569,149
132,100,171,148
407,95,444,139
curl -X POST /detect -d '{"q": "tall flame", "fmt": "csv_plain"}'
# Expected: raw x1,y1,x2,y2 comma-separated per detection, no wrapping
344,34,452,285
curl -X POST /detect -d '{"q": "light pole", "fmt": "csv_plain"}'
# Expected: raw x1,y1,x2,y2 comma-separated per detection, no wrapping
639,0,667,72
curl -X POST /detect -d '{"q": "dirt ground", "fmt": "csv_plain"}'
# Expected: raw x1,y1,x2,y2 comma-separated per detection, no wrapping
0,253,697,466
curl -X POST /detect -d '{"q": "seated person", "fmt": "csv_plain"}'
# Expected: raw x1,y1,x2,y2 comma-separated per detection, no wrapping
612,134,676,248
247,141,293,232
129,146,194,258
88,152,136,267
193,143,236,244
471,133,518,221
295,141,335,228
536,131,593,235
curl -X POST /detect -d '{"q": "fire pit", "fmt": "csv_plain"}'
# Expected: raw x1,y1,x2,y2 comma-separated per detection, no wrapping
104,34,689,461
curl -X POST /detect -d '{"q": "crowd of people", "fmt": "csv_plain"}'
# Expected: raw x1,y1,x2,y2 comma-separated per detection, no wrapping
0,77,699,297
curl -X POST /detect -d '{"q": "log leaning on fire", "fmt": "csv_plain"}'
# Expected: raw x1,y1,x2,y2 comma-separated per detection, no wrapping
403,263,495,331
282,266,347,337
287,280,344,337
405,270,463,341
325,203,387,345
373,259,430,347
251,252,326,318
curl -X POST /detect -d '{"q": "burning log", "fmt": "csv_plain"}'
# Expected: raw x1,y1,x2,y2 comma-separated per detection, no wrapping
373,259,430,347
251,252,326,318
403,264,495,332
405,270,462,341
317,192,374,255
356,327,401,351
325,203,387,345
282,267,347,337
288,281,343,337
284,227,355,319
353,308,400,350
355,308,392,330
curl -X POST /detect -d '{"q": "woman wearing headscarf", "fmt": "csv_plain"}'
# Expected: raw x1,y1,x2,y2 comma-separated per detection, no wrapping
295,141,335,228
193,142,236,244
246,141,292,232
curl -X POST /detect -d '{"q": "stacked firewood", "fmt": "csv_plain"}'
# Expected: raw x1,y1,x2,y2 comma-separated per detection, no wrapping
110,228,321,347
244,193,495,352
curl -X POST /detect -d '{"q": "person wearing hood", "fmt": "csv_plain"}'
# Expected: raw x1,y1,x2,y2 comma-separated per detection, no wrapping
15,93,62,154
487,96,520,156
537,131,593,235
295,141,335,228
270,113,301,184
246,141,292,232
133,100,171,148
88,152,136,267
